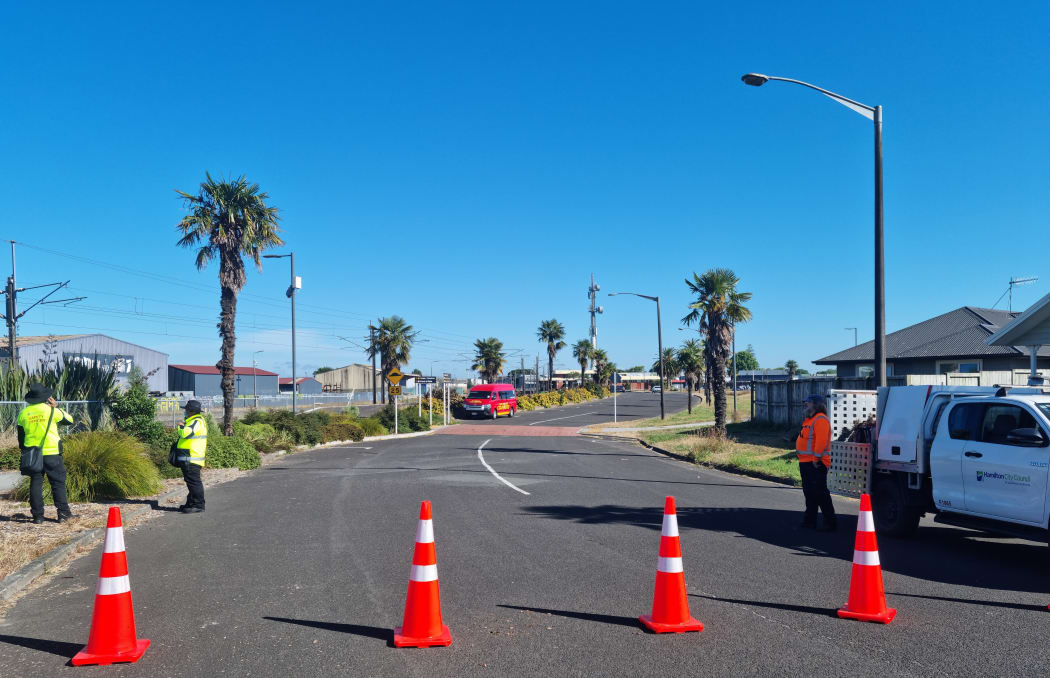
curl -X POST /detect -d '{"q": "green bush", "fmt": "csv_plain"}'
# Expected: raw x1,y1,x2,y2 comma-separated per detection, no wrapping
111,382,169,448
0,446,19,470
357,417,388,437
375,405,430,432
343,405,360,417
322,414,364,443
233,421,281,453
207,434,261,470
16,431,162,503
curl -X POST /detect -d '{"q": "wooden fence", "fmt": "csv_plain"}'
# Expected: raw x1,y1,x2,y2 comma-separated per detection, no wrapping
751,377,905,426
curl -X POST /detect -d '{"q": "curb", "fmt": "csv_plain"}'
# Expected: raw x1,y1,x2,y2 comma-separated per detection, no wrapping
0,486,185,604
628,436,800,489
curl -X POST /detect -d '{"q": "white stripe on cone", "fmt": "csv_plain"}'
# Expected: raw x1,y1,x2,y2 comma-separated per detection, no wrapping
657,556,683,573
858,510,875,533
853,550,880,567
410,564,438,582
96,575,131,596
102,527,125,554
661,514,679,537
416,519,434,544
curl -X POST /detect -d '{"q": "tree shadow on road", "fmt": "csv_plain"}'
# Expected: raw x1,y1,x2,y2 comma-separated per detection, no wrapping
498,604,640,628
0,634,82,659
520,503,1050,595
263,616,393,646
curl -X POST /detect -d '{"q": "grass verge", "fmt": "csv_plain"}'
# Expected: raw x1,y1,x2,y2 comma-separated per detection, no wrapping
595,391,751,430
640,420,800,486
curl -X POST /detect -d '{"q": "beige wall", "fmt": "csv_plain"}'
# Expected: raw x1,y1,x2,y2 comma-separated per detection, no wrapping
314,364,380,391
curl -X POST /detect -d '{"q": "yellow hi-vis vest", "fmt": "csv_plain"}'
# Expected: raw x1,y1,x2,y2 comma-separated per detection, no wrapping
176,413,207,466
17,403,73,455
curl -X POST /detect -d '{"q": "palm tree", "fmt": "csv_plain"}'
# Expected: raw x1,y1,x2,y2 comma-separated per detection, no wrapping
537,319,566,391
785,360,799,380
472,337,506,383
677,339,704,414
682,268,752,435
591,348,609,385
651,348,678,389
176,173,282,435
572,340,591,388
366,316,419,403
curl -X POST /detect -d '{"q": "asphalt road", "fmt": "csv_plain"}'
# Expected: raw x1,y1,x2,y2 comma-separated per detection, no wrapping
3,392,1050,676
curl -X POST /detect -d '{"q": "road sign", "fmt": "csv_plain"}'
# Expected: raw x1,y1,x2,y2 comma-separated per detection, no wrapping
386,368,404,384
417,376,437,384
389,384,402,396
442,372,452,380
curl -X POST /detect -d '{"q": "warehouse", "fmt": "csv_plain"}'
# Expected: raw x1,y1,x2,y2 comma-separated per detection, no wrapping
279,377,323,394
1,334,169,392
313,363,380,392
168,364,279,397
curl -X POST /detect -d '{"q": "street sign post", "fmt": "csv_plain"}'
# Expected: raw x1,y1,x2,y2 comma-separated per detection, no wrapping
386,368,404,385
417,376,437,384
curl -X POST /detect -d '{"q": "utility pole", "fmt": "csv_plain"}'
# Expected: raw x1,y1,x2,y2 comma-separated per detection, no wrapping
535,356,540,392
369,325,378,404
521,356,525,392
588,273,603,348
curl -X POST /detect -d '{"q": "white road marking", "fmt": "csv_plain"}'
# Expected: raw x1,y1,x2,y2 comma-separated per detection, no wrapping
477,439,530,495
527,412,595,426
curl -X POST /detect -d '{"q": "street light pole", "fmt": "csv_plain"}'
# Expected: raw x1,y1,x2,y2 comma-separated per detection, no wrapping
263,252,300,413
742,72,886,387
609,291,665,420
252,350,264,408
369,325,378,405
846,327,858,347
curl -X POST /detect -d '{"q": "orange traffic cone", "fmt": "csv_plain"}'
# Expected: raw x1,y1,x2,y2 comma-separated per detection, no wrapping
838,493,896,624
394,500,452,648
639,496,704,633
72,507,150,665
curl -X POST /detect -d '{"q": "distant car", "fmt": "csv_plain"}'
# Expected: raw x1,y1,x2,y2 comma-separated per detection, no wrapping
651,385,662,393
614,385,628,392
463,383,517,418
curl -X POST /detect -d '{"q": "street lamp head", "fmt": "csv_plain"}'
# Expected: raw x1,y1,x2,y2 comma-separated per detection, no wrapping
263,253,288,259
741,73,769,87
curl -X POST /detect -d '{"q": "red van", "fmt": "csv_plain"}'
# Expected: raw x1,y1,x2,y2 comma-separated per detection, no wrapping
463,383,517,419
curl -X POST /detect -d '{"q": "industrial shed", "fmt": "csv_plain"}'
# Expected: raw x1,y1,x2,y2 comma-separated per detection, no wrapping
279,377,323,394
1,334,169,392
168,364,279,397
314,364,380,392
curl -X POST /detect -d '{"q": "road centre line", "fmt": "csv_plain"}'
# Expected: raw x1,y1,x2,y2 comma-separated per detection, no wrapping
477,439,531,495
527,411,595,426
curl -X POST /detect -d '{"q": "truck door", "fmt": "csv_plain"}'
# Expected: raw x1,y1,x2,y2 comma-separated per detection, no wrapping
962,403,1049,524
931,402,981,512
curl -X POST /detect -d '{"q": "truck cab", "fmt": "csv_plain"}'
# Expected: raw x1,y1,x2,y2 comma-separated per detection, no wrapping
868,385,1050,541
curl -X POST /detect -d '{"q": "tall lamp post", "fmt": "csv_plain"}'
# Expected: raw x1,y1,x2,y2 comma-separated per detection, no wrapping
609,292,665,420
263,252,300,413
741,72,885,387
846,327,858,347
252,350,264,408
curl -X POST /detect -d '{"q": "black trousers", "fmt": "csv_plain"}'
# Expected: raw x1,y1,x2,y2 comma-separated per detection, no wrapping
29,455,71,519
799,461,836,525
181,462,205,509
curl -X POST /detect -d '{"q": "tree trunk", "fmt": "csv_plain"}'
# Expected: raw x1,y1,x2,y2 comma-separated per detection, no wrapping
687,377,693,414
548,354,554,392
712,355,727,434
218,284,238,436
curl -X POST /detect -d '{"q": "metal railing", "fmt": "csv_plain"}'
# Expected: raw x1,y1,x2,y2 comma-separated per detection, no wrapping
0,400,110,433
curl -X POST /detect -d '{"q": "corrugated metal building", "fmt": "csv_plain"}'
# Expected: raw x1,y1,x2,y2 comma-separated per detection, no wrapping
279,377,323,394
1,334,169,392
314,364,380,392
168,364,279,397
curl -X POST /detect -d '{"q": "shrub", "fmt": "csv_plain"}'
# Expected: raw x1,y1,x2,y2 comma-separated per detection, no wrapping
16,431,162,503
207,434,261,470
241,409,271,426
0,446,18,471
322,414,364,443
375,405,430,433
357,417,388,437
111,382,169,449
343,405,360,417
233,421,280,453
263,410,330,446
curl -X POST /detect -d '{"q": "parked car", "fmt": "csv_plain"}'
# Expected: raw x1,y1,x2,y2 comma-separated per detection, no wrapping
463,383,517,419
651,385,662,393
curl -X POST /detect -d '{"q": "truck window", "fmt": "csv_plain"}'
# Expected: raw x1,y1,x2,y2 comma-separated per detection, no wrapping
948,403,984,440
979,404,1041,445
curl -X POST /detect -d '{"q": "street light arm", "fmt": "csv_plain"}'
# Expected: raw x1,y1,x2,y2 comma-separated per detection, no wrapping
609,292,658,302
761,75,875,112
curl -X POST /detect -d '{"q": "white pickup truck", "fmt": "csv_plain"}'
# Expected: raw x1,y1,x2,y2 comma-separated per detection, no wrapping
861,385,1050,541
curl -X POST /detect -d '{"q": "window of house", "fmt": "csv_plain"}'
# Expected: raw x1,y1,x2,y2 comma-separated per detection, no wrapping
937,360,981,374
856,364,893,378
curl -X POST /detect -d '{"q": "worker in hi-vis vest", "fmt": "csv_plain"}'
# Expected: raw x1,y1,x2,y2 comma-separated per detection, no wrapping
795,394,837,531
176,400,207,514
17,383,75,524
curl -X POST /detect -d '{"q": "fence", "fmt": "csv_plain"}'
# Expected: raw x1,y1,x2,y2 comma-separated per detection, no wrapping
154,393,358,426
751,376,906,426
0,400,110,435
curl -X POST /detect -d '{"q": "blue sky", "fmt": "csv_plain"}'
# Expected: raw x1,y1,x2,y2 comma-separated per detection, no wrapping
1,1,1047,379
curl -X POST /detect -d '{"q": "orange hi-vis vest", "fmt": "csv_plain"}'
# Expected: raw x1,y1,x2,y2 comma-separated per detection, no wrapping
796,413,831,467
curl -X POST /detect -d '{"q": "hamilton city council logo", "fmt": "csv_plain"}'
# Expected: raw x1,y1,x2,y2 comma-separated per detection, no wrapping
976,470,984,482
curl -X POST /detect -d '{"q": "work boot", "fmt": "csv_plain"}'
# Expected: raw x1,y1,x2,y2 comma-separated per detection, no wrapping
32,516,46,525
57,513,75,523
181,506,204,514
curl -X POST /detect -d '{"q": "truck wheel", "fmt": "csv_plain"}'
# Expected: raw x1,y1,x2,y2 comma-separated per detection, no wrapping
491,407,498,420
872,478,920,537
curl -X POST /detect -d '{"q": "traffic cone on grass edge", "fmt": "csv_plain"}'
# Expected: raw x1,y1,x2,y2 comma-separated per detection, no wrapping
72,507,150,665
837,493,896,624
639,496,704,633
394,500,452,647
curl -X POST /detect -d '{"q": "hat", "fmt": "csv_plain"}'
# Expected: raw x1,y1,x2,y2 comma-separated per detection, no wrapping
183,400,202,414
25,383,52,404
802,394,825,405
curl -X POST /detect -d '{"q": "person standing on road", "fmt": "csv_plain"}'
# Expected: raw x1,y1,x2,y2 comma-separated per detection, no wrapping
796,394,836,531
17,383,75,524
175,400,208,514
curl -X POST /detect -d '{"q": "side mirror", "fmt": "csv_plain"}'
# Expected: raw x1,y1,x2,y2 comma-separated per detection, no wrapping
1006,427,1047,446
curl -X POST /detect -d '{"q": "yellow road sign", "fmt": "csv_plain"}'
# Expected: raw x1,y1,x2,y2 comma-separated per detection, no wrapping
386,368,404,384
389,384,402,396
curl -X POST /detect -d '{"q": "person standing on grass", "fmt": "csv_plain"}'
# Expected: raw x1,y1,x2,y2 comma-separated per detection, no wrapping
18,383,75,525
175,400,208,514
796,394,837,532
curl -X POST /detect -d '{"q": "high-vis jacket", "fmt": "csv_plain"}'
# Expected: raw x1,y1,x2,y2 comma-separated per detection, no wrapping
17,403,74,456
176,413,207,467
796,413,831,467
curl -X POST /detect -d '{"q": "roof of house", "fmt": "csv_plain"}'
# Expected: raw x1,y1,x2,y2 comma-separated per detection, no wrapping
279,377,318,385
987,292,1050,348
814,307,1043,364
169,364,278,376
